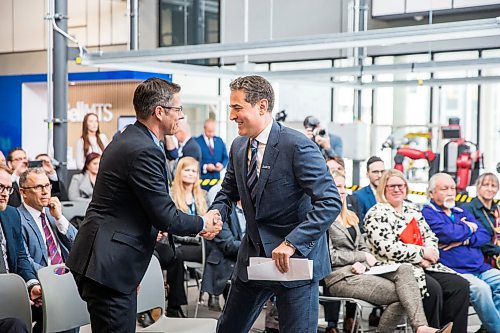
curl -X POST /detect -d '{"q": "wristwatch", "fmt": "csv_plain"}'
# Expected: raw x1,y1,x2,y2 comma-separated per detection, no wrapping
284,239,296,250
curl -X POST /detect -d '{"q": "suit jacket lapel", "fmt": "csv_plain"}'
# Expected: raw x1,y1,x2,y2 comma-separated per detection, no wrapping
255,122,280,210
19,206,47,263
333,221,356,246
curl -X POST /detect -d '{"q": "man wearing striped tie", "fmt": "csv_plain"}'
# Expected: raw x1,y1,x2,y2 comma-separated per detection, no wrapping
211,75,342,332
18,168,77,272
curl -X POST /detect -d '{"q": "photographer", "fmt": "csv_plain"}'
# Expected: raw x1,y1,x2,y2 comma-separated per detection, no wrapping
303,116,343,159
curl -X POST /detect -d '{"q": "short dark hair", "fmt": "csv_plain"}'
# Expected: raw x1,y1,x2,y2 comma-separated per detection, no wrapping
229,75,274,112
133,78,181,120
35,153,49,160
7,147,25,162
328,156,345,169
366,156,383,171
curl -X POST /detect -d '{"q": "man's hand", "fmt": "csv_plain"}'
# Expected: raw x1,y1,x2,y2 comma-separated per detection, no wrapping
48,197,63,220
439,241,463,251
423,246,439,264
206,163,216,172
201,210,223,237
461,217,478,233
315,135,331,150
364,252,377,267
30,285,43,307
215,162,224,171
271,241,295,273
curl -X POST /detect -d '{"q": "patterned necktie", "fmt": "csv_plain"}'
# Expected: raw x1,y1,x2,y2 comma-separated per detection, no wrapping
40,213,63,265
209,140,215,155
247,139,259,204
0,217,8,273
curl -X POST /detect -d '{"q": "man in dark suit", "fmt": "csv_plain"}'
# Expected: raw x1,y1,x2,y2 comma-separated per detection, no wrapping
175,119,201,161
18,168,77,271
66,78,222,333
354,155,385,222
35,153,68,201
6,147,28,207
195,119,229,190
0,164,43,332
211,75,341,332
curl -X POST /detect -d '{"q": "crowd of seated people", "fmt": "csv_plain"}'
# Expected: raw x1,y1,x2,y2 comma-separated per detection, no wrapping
2,117,500,333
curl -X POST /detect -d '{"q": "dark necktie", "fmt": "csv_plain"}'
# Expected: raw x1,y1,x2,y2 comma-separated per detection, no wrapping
247,139,259,204
0,217,8,273
209,140,215,155
40,213,63,265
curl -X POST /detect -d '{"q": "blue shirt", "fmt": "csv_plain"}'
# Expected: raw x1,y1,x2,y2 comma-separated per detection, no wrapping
422,201,491,274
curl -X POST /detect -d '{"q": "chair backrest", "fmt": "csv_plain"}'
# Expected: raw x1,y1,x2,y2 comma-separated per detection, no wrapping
184,237,205,270
37,264,90,332
0,273,32,332
137,256,165,313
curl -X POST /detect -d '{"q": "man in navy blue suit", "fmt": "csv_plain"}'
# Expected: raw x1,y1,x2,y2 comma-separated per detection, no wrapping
354,156,385,223
195,119,229,190
211,75,341,332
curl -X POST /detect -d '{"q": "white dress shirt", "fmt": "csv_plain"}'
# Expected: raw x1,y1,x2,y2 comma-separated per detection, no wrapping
247,120,273,177
24,204,70,263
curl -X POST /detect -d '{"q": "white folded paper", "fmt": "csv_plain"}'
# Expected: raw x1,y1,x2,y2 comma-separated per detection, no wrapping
247,257,313,281
364,263,401,275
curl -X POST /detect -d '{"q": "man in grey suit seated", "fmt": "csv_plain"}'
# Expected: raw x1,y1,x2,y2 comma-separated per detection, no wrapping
17,168,77,271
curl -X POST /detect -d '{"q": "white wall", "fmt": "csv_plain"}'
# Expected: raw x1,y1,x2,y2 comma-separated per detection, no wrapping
22,83,49,158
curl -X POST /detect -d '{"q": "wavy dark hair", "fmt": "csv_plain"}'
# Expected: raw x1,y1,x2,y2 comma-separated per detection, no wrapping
81,113,105,157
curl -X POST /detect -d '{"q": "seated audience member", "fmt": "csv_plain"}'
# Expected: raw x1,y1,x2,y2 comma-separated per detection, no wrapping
18,168,77,272
326,156,345,175
324,172,452,333
152,231,189,318
68,152,100,202
354,156,385,222
202,200,245,311
364,169,469,333
422,173,500,333
170,157,208,263
5,147,28,207
35,153,68,201
0,164,43,332
462,172,500,268
0,318,29,333
0,150,6,165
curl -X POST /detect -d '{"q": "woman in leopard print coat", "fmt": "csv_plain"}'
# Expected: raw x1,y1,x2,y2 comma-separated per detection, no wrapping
364,169,470,333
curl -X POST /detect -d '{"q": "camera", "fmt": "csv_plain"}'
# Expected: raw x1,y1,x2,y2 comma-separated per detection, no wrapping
304,116,327,138
28,160,43,168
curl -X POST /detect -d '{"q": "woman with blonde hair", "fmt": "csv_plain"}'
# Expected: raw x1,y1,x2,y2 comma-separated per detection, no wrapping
463,172,500,269
170,156,207,262
324,171,452,333
364,169,469,333
75,113,109,170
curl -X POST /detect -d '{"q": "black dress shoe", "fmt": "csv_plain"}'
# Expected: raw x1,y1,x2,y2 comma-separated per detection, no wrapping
137,311,154,328
208,295,222,312
166,306,186,318
436,322,453,333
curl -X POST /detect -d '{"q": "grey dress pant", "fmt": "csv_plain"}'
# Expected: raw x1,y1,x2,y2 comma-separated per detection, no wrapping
328,264,428,333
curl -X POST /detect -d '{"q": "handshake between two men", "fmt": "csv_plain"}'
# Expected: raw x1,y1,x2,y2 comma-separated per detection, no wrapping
199,209,223,240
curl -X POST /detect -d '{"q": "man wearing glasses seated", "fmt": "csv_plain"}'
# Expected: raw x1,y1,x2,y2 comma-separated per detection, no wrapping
17,168,77,272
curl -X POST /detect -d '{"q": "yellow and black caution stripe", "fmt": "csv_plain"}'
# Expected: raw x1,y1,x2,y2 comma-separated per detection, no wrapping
200,178,223,187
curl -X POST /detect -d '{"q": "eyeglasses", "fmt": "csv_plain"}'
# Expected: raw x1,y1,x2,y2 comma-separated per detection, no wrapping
0,184,14,195
159,105,183,114
386,184,406,191
22,183,52,193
